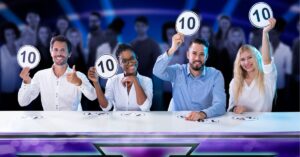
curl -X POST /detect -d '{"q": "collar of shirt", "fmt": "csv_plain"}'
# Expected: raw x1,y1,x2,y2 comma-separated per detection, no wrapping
186,64,207,78
50,65,72,79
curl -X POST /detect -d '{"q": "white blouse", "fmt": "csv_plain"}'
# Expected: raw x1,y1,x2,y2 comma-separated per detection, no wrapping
102,73,153,111
228,60,277,112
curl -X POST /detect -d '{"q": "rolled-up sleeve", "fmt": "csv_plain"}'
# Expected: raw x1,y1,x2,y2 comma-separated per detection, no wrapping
77,72,97,101
18,73,40,107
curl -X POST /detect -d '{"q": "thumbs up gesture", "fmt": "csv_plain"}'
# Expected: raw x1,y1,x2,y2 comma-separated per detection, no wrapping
66,65,82,86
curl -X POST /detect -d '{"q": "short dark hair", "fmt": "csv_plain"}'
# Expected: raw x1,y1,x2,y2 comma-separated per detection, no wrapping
189,38,209,57
189,38,209,48
135,16,148,25
108,17,125,34
0,22,20,43
50,35,72,52
116,44,135,60
218,14,231,21
90,11,101,19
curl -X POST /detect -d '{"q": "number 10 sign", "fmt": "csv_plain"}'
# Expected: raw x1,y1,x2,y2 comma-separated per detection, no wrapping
17,45,41,69
95,54,118,79
249,2,273,28
176,11,200,36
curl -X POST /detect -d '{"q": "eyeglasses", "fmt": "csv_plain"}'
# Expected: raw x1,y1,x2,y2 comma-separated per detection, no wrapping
120,58,137,66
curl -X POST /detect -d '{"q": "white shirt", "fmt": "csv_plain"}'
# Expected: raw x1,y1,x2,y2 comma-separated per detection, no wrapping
102,73,153,111
228,60,277,112
0,44,22,93
18,67,97,111
273,42,292,89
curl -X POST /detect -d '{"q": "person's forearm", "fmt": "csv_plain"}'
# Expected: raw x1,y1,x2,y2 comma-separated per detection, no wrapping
18,83,39,107
261,31,272,65
93,82,108,108
133,79,147,105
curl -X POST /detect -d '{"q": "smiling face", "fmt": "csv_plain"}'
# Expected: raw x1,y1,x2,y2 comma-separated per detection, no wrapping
119,50,138,76
187,43,207,71
50,41,69,66
239,50,256,73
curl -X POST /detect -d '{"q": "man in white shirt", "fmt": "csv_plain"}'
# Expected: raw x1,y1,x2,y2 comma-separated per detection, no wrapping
18,35,97,111
88,44,153,111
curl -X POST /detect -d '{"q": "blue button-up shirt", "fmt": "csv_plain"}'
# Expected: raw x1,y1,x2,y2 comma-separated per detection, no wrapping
153,53,226,118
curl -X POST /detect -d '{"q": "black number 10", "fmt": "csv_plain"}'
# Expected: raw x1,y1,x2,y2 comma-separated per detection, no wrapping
253,8,270,22
21,51,36,64
179,17,196,29
98,59,114,73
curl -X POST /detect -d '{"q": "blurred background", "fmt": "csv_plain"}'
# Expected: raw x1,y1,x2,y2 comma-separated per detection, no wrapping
0,0,299,111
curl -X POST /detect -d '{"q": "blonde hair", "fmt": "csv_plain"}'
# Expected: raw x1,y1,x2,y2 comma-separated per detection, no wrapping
233,45,265,102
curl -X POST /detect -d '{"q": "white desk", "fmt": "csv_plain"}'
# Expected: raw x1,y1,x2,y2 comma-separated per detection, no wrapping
0,111,299,156
0,111,299,134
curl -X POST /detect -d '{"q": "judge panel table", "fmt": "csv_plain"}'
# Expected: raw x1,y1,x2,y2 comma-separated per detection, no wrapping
0,111,299,157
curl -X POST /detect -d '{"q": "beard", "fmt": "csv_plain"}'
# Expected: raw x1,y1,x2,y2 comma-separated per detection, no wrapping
190,61,203,71
53,55,68,66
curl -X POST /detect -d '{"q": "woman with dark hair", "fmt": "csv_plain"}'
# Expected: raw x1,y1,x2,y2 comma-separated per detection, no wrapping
66,27,86,74
198,24,218,67
214,15,231,52
0,22,22,110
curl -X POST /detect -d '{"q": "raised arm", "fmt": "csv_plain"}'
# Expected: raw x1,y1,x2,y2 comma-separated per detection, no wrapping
261,18,276,65
87,67,109,109
153,33,184,81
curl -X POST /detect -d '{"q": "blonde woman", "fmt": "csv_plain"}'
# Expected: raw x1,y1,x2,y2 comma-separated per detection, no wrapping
228,18,277,114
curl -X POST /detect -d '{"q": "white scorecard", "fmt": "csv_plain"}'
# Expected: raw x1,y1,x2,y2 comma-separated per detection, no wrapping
176,11,200,36
95,54,118,79
17,45,41,69
249,2,273,28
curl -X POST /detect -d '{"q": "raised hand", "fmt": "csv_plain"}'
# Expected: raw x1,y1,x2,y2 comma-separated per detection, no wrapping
168,33,184,56
263,18,276,33
66,65,82,86
87,67,99,83
19,67,31,84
